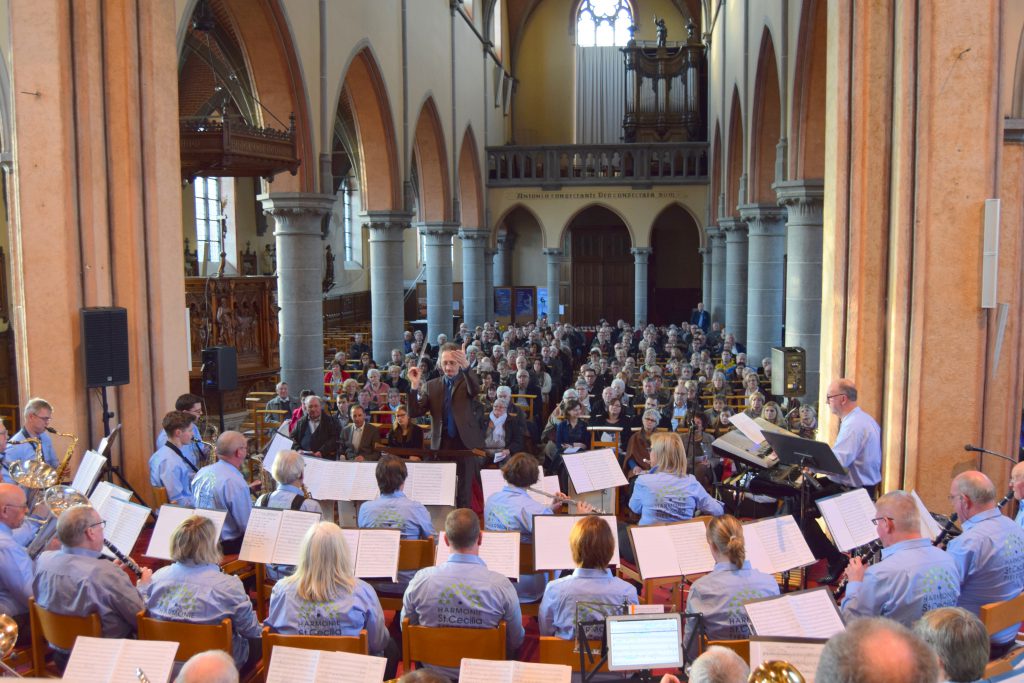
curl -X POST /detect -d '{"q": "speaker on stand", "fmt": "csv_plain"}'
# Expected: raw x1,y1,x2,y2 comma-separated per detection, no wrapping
80,307,140,499
201,346,237,433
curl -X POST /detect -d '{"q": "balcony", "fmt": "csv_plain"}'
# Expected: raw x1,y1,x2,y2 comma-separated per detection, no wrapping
486,143,708,188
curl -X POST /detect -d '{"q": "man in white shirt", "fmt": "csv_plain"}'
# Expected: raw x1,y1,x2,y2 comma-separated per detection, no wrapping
824,378,882,494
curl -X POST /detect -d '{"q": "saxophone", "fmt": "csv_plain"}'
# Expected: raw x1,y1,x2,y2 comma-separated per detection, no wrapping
49,428,79,483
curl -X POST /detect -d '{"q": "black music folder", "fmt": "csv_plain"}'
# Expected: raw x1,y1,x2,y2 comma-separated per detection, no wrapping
763,432,846,476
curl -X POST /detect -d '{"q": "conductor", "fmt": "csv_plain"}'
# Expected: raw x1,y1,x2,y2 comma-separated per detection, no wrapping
408,342,485,508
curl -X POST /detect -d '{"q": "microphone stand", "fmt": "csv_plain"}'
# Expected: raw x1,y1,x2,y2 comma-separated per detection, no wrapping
964,444,1017,473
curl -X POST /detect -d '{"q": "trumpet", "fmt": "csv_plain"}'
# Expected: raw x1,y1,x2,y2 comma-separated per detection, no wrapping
526,486,609,514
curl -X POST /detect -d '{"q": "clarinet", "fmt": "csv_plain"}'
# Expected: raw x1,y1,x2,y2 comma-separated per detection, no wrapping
933,513,959,549
997,489,1014,510
833,540,882,599
104,539,143,578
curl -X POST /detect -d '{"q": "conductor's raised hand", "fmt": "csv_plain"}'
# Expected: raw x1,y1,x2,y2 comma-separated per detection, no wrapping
408,365,421,389
452,341,470,369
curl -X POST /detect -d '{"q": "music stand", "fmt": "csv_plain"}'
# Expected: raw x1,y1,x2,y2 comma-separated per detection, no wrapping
98,422,141,501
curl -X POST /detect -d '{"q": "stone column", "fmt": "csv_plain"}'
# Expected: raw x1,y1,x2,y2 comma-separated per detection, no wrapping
720,217,749,342
260,193,337,397
543,248,564,323
707,226,727,325
775,180,824,400
495,233,514,286
418,221,458,344
484,246,497,321
363,211,413,363
631,247,652,327
459,228,488,328
739,204,787,364
700,246,713,311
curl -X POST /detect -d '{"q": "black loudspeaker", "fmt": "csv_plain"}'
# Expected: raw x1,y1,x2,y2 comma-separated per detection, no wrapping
771,346,806,397
81,307,130,388
201,346,237,391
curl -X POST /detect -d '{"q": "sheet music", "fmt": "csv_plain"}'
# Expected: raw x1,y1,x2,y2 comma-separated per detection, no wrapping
745,589,844,639
350,462,381,501
815,488,879,551
145,506,227,560
339,529,401,580
563,449,627,493
629,520,714,579
102,498,150,558
743,516,815,574
239,507,282,564
459,658,571,683
71,450,107,496
266,645,388,683
435,530,520,579
64,637,178,683
275,510,321,566
89,481,132,515
302,456,349,501
531,475,561,506
96,436,109,456
729,412,765,444
533,515,619,571
749,640,826,683
403,462,457,506
911,490,943,540
263,432,295,475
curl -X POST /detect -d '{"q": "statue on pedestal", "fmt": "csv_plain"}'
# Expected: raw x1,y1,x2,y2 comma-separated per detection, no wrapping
655,16,667,47
323,244,336,293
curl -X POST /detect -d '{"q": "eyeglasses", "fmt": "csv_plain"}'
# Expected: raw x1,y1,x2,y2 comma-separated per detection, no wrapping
33,414,53,422
870,517,893,526
2,503,28,511
825,394,843,402
88,520,106,529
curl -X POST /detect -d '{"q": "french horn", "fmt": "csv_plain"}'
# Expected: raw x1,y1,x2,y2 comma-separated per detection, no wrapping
748,660,807,683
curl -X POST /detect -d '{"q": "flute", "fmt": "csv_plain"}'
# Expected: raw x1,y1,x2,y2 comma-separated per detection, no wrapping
526,486,608,514
104,539,143,578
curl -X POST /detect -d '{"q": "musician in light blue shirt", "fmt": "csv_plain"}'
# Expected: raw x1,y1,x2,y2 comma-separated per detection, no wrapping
33,505,148,669
149,411,199,507
824,379,882,491
629,432,723,526
6,398,59,471
154,393,208,462
137,515,261,671
403,508,525,679
1010,461,1024,529
0,484,35,641
841,491,960,626
946,471,1024,654
684,514,779,657
265,522,398,679
253,449,322,581
539,515,637,640
191,431,252,555
484,453,589,603
357,455,434,593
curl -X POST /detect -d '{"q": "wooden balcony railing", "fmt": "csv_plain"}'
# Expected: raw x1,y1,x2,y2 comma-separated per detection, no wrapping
486,143,708,188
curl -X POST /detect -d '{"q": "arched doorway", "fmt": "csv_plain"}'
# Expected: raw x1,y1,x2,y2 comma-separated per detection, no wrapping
650,205,702,324
565,206,633,324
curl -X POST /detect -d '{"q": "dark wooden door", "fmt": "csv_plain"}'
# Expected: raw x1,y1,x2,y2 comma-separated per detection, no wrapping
571,226,634,325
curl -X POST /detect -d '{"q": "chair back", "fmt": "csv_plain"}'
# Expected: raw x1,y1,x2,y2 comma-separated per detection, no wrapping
261,626,368,667
706,639,750,662
136,611,232,661
979,591,1024,636
398,538,436,571
539,636,609,672
29,597,102,675
152,486,169,508
402,618,505,670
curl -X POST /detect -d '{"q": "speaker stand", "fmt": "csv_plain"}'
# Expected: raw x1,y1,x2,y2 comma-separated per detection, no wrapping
98,385,144,502
216,389,226,434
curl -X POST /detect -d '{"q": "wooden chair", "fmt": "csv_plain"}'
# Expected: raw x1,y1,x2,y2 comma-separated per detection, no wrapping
377,539,435,612
261,626,368,670
706,639,750,661
152,486,170,508
980,592,1024,678
518,542,556,617
222,558,265,620
510,394,536,422
539,636,609,672
28,597,102,676
136,611,232,661
401,618,506,672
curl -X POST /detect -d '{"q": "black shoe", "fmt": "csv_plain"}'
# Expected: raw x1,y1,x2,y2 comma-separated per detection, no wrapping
819,556,849,585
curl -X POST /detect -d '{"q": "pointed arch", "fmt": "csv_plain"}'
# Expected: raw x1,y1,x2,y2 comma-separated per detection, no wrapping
749,27,782,203
790,0,826,179
412,97,452,222
338,46,401,211
458,126,485,228
177,0,314,192
725,87,744,217
710,121,721,223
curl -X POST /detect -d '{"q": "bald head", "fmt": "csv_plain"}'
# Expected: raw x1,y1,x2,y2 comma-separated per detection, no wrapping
174,650,238,683
952,471,996,506
1011,461,1024,501
0,483,28,529
0,483,25,507
215,431,247,468
875,491,922,535
816,618,939,683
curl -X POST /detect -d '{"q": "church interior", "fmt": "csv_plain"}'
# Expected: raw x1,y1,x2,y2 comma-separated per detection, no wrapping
0,0,1023,680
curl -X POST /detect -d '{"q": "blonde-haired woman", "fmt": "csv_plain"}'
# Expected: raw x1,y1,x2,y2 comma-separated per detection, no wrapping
137,516,261,671
628,432,723,526
684,514,779,655
265,521,398,677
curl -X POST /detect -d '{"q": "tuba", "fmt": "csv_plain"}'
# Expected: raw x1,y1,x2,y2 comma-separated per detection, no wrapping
748,661,807,683
7,437,58,510
0,613,21,677
25,485,90,559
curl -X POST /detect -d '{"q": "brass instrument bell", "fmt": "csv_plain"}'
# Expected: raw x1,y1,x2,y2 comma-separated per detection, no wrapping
8,459,57,491
43,486,90,516
0,614,17,659
748,661,807,683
